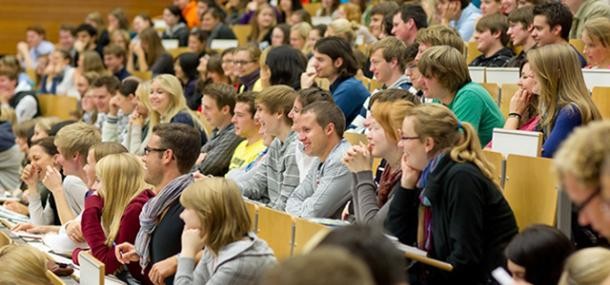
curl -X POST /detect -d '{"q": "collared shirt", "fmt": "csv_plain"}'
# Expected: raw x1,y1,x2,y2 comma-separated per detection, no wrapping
451,3,481,41
198,123,244,176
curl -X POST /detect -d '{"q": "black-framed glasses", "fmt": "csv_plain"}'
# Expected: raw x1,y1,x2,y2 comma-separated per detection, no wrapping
574,187,601,213
144,146,168,155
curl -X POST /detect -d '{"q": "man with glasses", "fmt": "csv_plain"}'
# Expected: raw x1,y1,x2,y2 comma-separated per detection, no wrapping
234,45,261,92
555,120,610,240
116,123,201,285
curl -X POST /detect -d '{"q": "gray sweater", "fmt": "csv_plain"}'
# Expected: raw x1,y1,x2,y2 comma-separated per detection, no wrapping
174,233,276,285
351,171,398,226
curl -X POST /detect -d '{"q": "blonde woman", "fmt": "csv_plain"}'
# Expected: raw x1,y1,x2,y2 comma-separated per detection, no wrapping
147,74,206,146
558,247,610,285
175,178,276,285
527,44,601,157
248,3,277,49
73,153,154,283
581,17,610,69
388,104,517,284
290,22,312,54
0,244,52,285
126,80,152,155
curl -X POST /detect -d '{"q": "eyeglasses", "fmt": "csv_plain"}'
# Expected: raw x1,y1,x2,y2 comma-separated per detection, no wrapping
397,129,420,141
234,60,256,66
574,187,601,213
222,59,234,64
144,146,168,155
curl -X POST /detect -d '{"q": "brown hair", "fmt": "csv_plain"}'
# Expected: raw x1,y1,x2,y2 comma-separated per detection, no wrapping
26,25,46,36
256,85,298,126
103,43,126,58
417,45,471,93
416,25,466,55
475,13,510,46
139,27,167,67
370,37,408,71
582,17,610,48
369,88,420,109
235,91,258,118
508,6,534,27
54,122,101,161
301,101,346,138
153,123,202,173
202,83,237,115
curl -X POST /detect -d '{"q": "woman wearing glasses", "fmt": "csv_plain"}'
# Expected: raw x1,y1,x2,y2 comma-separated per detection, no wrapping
388,103,517,284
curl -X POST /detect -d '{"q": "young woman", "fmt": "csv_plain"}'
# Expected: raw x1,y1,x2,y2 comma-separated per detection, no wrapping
174,52,201,110
503,60,540,131
73,153,154,284
128,27,174,76
279,0,302,24
221,48,237,85
504,225,574,285
174,178,276,285
261,45,307,90
248,3,277,49
162,5,190,47
343,100,415,226
131,13,154,45
558,247,610,285
316,0,340,17
527,44,601,157
388,104,518,284
75,72,101,124
205,55,230,85
581,17,610,69
126,81,151,155
290,22,312,54
31,117,61,141
271,23,291,47
0,244,53,285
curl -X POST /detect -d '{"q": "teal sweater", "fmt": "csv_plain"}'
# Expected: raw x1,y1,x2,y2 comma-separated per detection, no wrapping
446,82,504,146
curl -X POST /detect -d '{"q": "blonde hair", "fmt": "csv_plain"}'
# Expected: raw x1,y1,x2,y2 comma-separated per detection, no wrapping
95,153,146,246
291,22,312,53
583,17,610,48
338,3,362,23
328,18,358,44
149,75,203,134
0,106,16,126
0,244,52,285
371,100,416,143
90,142,128,162
35,117,61,136
180,178,251,254
54,122,101,160
418,45,471,93
558,247,610,285
527,44,601,135
405,104,496,184
554,120,610,189
256,85,298,126
81,51,107,74
416,25,466,55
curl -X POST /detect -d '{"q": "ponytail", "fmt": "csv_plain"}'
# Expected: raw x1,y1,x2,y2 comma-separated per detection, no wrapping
449,122,495,184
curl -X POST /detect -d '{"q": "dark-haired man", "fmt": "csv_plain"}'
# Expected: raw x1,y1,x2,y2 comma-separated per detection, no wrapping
392,3,428,45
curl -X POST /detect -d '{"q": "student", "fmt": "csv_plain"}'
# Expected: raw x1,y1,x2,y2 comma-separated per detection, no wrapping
437,0,482,41
0,67,40,123
581,17,610,69
103,77,139,147
389,104,517,284
481,0,502,15
0,244,53,285
564,0,610,39
73,152,154,284
234,86,299,211
174,52,201,111
262,45,307,90
174,178,277,285
0,114,22,191
227,92,265,174
504,225,574,285
554,121,610,239
16,25,55,69
39,49,76,96
289,9,312,26
415,24,467,55
558,248,610,285
128,27,174,76
391,3,429,45
90,75,121,130
74,23,102,59
301,37,369,127
505,6,537,67
201,7,237,49
234,45,262,92
220,48,237,85
271,24,291,47
115,123,202,285
532,2,587,66
162,5,190,47
499,60,539,132
286,102,352,218
279,0,302,24
418,45,504,146
187,29,208,55
290,22,311,54
527,44,601,157
343,100,415,226
369,37,412,90
197,84,243,176
470,13,515,67
32,118,60,141
176,0,200,29
369,2,399,40
248,3,277,49
103,44,130,81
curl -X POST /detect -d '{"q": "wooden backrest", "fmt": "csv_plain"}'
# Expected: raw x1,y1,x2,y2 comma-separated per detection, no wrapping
582,69,610,91
244,201,259,232
256,206,294,260
492,128,543,158
503,155,558,230
466,41,481,64
232,25,252,46
167,47,191,58
0,231,12,247
46,270,66,285
292,218,329,255
131,71,152,81
481,82,500,105
569,39,584,55
500,83,520,118
482,149,505,187
303,2,321,16
485,67,519,85
343,132,367,146
37,95,78,120
592,86,610,119
79,251,105,285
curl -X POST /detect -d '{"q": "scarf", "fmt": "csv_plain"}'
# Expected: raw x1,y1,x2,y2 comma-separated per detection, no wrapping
135,174,193,270
376,164,401,206
416,153,445,251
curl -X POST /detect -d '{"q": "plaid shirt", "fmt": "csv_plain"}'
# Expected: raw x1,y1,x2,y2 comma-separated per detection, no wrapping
198,123,243,176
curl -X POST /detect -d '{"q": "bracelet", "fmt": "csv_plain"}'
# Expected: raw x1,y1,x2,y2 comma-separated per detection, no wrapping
508,112,522,119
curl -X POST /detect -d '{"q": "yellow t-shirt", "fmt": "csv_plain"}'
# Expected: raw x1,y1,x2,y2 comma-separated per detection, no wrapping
228,139,266,170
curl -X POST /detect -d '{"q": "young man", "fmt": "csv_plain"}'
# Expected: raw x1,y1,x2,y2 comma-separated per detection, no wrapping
16,25,54,69
437,0,482,41
74,23,102,58
370,37,411,91
201,7,237,48
418,46,504,146
369,1,400,40
234,86,300,211
227,91,265,173
103,44,131,81
116,123,201,285
302,37,369,127
197,84,243,176
58,24,77,66
286,102,352,218
53,122,101,223
0,67,40,123
102,77,138,146
505,6,537,67
90,75,120,130
391,3,428,45
562,0,610,39
470,13,515,67
532,2,587,66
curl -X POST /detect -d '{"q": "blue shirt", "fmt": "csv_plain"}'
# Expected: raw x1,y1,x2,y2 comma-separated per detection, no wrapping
329,76,370,126
541,105,582,158
451,3,481,41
